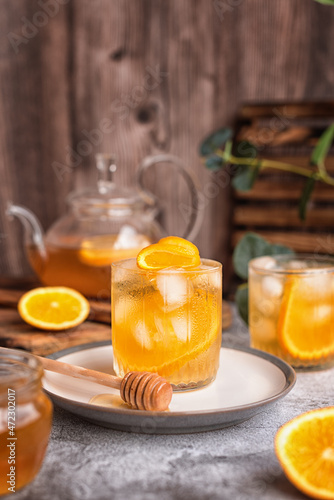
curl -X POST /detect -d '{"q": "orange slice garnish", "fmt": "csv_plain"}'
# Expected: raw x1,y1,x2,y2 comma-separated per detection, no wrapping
277,276,334,360
136,236,200,270
158,236,197,248
275,407,334,500
18,287,90,331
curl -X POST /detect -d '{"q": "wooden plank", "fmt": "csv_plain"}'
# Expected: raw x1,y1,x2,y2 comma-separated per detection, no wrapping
233,230,334,254
239,102,334,119
0,1,73,282
238,1,334,102
234,179,334,201
236,122,334,150
234,206,334,228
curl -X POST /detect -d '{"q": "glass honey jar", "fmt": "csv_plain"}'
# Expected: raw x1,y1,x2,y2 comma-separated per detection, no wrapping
0,348,53,495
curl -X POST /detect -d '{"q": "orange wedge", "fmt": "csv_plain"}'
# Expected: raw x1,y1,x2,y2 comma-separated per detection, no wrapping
136,236,200,270
277,277,334,360
275,407,334,500
18,287,90,331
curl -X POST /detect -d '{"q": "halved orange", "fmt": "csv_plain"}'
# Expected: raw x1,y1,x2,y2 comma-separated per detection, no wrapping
18,287,90,331
136,236,200,270
277,277,334,360
275,407,334,500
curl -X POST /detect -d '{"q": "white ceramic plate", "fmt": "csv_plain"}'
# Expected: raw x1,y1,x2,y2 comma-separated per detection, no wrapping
43,342,296,434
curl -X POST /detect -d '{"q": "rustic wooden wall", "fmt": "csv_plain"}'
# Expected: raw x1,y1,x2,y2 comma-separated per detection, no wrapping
1,0,334,286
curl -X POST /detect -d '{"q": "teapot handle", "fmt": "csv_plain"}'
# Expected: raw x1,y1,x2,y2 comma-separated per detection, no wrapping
136,154,202,241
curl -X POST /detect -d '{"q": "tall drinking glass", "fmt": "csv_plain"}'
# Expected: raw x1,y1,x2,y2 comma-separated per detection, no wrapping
112,259,222,390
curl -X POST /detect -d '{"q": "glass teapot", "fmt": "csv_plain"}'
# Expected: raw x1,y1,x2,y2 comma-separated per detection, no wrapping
7,154,200,298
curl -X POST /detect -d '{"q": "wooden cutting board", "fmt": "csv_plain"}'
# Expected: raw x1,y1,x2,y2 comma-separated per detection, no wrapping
0,288,232,356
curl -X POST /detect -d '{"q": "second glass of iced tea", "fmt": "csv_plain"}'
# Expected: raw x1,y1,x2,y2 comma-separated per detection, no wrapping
249,255,334,370
111,259,222,390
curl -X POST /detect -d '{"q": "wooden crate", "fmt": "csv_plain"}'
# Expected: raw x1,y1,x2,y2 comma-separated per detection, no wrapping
232,102,334,255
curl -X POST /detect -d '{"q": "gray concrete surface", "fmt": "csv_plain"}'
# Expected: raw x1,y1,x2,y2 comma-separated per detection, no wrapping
11,306,334,500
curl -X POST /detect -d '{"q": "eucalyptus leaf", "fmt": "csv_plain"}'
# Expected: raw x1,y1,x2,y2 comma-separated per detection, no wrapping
205,155,224,170
233,232,272,279
200,128,233,156
232,163,261,191
299,176,316,221
235,284,249,325
233,232,293,280
310,124,334,166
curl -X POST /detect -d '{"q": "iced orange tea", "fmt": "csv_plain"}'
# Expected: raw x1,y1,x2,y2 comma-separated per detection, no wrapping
249,255,334,370
111,259,222,389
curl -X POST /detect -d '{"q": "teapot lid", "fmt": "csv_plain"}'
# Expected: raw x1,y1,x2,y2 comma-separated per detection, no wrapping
68,154,156,214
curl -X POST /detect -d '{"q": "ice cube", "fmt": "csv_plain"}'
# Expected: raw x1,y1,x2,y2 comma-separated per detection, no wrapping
287,260,308,270
153,316,167,342
306,274,332,294
112,258,139,285
114,225,150,249
113,297,128,321
298,273,332,300
315,304,332,323
191,265,221,291
170,315,190,342
256,256,276,270
133,320,153,350
113,225,137,249
156,272,193,310
153,312,190,342
262,276,284,299
208,271,221,290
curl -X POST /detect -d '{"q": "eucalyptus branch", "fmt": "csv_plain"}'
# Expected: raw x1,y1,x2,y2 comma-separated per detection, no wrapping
200,123,334,220
218,151,334,187
218,151,327,182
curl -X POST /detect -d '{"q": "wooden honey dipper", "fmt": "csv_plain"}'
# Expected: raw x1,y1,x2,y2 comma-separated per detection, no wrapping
38,356,173,411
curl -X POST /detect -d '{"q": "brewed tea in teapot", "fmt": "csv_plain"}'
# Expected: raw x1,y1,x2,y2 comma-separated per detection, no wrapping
8,154,200,297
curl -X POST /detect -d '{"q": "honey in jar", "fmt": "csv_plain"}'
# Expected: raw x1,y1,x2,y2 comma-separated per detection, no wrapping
0,348,52,495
